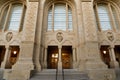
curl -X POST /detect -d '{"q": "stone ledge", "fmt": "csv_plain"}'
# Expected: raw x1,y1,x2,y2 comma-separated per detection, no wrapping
81,0,92,2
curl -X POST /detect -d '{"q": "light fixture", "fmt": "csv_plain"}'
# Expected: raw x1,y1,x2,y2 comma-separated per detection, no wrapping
103,50,106,54
52,54,58,58
13,51,17,55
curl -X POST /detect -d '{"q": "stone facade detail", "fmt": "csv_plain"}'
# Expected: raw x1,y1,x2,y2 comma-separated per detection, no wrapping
56,32,63,42
6,32,13,42
0,0,119,80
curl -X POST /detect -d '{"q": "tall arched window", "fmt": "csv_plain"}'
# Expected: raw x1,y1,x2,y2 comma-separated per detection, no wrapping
0,3,26,31
94,2,120,31
48,3,73,31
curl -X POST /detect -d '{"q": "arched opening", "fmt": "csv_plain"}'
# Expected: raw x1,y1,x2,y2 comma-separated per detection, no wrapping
114,45,120,67
0,46,5,67
47,46,73,69
100,46,110,68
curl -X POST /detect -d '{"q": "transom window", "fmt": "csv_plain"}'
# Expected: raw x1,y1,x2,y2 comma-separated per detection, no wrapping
48,3,72,31
94,3,120,31
0,3,26,32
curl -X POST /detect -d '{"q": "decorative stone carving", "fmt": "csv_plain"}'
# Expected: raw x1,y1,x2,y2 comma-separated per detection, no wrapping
6,32,13,42
104,74,111,80
56,32,63,42
107,32,114,42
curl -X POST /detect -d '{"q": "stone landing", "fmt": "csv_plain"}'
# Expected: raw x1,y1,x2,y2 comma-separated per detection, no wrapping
30,69,90,80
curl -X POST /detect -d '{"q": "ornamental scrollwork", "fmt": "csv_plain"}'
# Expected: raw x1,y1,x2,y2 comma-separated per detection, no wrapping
106,32,114,42
6,32,13,42
56,32,63,42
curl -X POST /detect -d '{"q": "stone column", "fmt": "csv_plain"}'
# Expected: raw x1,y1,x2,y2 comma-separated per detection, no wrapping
72,47,77,68
108,46,119,68
58,45,62,70
44,47,48,68
1,45,11,69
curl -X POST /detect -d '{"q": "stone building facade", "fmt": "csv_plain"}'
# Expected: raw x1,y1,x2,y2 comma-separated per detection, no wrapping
0,0,120,80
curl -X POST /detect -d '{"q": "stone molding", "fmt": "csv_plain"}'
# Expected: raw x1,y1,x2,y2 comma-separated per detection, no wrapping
28,0,39,2
81,0,92,2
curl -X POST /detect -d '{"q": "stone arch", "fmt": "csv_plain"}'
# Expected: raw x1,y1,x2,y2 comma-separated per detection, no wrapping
43,0,76,32
0,0,26,10
44,0,75,10
93,0,120,9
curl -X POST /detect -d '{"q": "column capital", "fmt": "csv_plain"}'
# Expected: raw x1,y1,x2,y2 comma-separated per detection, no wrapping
81,0,92,2
58,45,62,49
5,45,9,49
109,45,115,49
28,0,39,2
45,46,48,49
5,45,11,50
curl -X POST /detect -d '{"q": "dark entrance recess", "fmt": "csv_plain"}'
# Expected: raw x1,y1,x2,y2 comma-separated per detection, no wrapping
47,46,58,69
47,46,72,69
114,46,120,67
0,46,5,67
62,46,72,69
100,46,110,68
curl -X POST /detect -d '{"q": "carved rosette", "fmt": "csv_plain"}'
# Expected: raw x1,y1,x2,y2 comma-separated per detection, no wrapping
56,32,63,42
6,32,13,42
106,31,114,42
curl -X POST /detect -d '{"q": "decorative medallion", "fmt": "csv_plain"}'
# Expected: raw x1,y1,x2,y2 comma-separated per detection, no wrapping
107,32,114,42
6,32,13,42
56,32,63,42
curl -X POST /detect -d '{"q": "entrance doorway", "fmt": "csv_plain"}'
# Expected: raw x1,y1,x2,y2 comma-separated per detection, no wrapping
100,46,110,68
47,46,58,69
0,46,5,67
62,46,72,69
47,46,72,69
114,46,120,67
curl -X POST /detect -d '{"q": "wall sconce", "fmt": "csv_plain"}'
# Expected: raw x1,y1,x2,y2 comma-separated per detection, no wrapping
13,51,17,55
103,50,107,54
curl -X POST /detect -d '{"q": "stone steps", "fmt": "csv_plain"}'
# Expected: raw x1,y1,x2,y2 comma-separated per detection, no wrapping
0,69,3,80
30,69,89,80
115,69,120,80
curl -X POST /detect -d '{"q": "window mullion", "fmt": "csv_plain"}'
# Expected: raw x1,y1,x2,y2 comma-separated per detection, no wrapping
108,3,116,31
96,4,102,31
3,4,12,31
52,4,54,32
115,10,120,30
19,4,24,32
66,3,68,31
0,6,5,31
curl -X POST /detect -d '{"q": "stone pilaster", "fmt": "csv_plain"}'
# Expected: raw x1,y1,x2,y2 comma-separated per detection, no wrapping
3,1,39,80
108,45,119,68
82,0,106,69
81,1,116,80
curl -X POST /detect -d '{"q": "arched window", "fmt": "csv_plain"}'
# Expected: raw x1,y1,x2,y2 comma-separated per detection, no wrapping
48,3,72,31
0,3,26,31
94,2,120,31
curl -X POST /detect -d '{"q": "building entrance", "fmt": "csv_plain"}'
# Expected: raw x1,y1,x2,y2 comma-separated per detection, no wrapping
100,46,110,68
47,46,72,69
0,46,5,67
114,46,120,67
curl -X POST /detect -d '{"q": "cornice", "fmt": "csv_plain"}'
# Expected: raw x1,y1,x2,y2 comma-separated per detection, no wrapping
28,0,39,2
81,0,92,2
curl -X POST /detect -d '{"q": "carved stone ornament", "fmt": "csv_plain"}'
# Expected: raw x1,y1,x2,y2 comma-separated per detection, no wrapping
56,32,63,42
107,32,114,42
6,32,13,42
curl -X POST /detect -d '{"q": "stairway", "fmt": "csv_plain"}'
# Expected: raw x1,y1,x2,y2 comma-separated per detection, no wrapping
0,69,3,80
115,69,120,80
30,69,90,80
